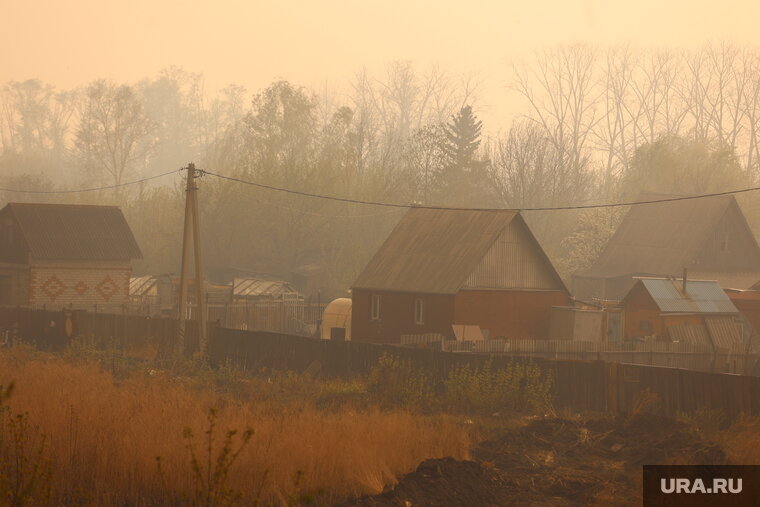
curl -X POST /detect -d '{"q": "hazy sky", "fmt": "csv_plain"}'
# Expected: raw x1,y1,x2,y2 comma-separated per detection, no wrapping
3,0,760,125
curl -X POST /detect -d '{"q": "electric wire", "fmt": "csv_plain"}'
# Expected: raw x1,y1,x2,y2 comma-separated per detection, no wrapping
200,169,760,212
0,169,180,194
5,164,760,212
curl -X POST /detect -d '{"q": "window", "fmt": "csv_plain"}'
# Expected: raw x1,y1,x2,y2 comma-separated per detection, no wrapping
414,298,425,325
371,294,381,321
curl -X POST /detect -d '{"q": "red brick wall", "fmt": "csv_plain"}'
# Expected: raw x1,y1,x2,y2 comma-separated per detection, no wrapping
351,289,456,343
30,261,131,312
453,289,570,340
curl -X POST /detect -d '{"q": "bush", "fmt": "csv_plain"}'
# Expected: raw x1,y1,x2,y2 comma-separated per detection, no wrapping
444,359,552,414
0,382,53,506
367,353,436,410
368,353,553,414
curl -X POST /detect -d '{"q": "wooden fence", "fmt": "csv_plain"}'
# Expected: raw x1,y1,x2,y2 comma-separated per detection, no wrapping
164,301,326,336
403,335,760,375
208,328,760,419
2,307,759,420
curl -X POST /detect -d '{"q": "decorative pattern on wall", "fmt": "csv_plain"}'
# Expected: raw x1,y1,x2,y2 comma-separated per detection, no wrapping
73,281,88,295
30,267,130,310
40,275,66,301
95,276,119,302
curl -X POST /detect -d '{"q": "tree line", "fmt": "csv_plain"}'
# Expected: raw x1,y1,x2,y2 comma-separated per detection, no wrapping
1,43,758,297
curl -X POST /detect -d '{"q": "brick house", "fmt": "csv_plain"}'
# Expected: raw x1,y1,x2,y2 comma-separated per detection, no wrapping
351,208,570,343
0,203,142,311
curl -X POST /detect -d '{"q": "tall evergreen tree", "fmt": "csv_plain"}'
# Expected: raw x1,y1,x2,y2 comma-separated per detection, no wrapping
436,105,489,206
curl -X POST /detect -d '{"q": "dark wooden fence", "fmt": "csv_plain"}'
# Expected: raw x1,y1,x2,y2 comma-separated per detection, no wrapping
2,307,759,420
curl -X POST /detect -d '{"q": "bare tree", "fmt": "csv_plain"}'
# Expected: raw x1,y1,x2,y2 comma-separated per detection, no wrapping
75,80,156,188
511,45,600,176
0,80,76,171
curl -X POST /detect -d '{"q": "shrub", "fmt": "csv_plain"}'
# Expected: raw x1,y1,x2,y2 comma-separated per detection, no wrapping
444,359,552,414
0,382,53,506
368,354,553,414
367,353,436,410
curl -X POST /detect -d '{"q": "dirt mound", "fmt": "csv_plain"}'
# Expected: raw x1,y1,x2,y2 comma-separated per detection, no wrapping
345,413,726,506
345,458,511,507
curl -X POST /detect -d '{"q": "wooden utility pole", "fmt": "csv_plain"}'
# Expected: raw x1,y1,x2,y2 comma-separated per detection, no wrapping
176,163,208,358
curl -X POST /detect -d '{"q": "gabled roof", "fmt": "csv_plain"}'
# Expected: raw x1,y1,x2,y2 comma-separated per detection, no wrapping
577,193,759,279
626,278,738,314
351,208,566,294
4,203,142,261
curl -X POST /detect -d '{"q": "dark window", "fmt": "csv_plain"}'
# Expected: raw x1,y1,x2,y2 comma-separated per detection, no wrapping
371,294,380,320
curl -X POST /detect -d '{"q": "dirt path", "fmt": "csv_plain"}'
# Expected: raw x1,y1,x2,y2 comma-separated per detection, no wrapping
343,413,726,506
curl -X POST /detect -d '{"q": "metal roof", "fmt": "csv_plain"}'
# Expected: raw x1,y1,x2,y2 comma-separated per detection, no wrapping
232,278,300,299
576,193,760,280
639,278,738,314
5,203,142,260
704,316,744,350
352,208,567,294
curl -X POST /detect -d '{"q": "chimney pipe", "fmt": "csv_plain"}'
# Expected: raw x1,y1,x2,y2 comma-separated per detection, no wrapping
682,268,687,292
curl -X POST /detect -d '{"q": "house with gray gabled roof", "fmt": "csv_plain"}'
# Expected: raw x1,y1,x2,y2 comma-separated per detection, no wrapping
573,193,760,301
351,207,570,343
0,202,142,311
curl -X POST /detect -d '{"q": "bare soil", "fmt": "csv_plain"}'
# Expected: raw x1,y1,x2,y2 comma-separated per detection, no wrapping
343,413,727,506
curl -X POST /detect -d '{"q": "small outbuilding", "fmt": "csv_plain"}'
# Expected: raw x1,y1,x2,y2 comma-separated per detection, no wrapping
320,297,352,340
232,277,301,302
129,274,174,314
351,208,570,343
549,306,605,341
0,203,142,312
622,277,743,349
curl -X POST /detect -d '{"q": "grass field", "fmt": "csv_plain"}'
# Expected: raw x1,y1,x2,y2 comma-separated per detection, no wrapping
2,344,757,506
0,347,471,505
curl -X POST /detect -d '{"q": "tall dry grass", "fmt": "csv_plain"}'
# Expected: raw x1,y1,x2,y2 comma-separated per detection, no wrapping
0,347,471,505
715,416,760,465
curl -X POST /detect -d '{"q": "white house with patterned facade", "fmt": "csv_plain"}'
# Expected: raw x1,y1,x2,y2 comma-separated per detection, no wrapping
0,203,143,312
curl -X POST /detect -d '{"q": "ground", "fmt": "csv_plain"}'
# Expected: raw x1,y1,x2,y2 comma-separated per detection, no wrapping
344,412,727,506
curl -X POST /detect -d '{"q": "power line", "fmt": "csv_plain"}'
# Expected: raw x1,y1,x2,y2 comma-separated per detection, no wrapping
201,169,760,212
0,169,179,194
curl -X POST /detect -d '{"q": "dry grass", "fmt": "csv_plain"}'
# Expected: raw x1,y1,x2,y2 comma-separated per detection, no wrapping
714,415,760,465
0,347,471,505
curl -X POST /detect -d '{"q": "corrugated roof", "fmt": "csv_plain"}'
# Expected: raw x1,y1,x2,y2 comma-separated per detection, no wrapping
704,316,744,350
352,208,516,293
352,208,566,294
638,278,738,314
577,193,758,279
6,203,142,260
668,323,712,347
233,278,300,299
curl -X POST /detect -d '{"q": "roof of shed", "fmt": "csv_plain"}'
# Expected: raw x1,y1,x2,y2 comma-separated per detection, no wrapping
129,275,157,296
577,193,752,279
233,278,300,298
352,208,527,294
629,278,738,314
4,203,142,261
